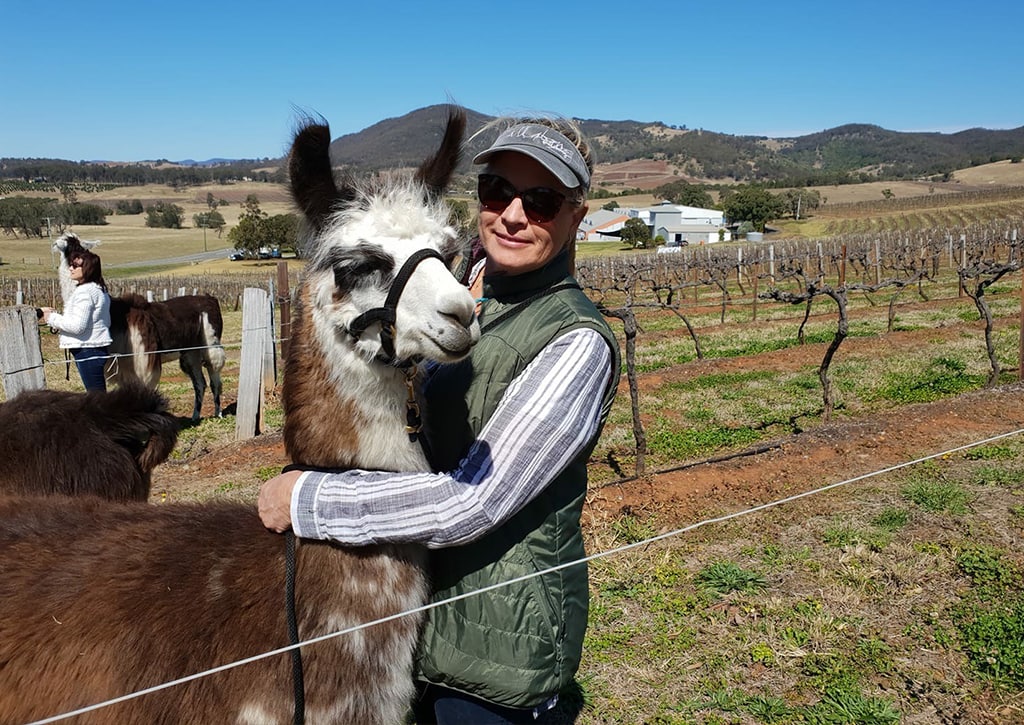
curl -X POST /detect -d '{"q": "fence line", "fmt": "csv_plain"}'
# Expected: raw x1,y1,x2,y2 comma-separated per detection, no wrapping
29,425,1024,725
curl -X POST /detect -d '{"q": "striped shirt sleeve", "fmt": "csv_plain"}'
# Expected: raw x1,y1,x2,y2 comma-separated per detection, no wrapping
290,327,612,548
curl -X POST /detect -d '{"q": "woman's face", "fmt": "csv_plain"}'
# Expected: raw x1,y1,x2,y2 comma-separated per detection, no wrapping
69,258,84,283
478,152,588,276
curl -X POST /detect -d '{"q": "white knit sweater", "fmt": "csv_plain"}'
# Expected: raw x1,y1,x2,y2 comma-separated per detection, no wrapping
47,282,113,349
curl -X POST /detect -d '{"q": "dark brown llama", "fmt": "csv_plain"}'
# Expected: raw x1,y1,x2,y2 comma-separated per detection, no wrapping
108,291,225,422
0,383,178,500
0,106,476,724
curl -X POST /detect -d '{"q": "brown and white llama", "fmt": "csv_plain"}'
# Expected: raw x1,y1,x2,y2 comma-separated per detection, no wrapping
0,383,178,500
52,231,226,422
0,107,477,724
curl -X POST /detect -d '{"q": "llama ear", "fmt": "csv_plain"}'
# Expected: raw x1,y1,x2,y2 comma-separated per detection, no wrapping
289,120,356,231
414,106,466,199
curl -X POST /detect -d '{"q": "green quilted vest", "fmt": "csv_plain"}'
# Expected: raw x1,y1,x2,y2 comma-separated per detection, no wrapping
415,253,620,708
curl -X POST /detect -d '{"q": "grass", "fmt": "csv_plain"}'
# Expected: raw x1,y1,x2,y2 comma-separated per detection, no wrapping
572,452,1024,723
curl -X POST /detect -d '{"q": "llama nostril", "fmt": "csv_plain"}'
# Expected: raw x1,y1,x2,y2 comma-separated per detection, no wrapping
441,311,471,329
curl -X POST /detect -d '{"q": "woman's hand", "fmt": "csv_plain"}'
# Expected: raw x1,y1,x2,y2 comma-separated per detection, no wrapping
258,469,302,532
40,307,54,324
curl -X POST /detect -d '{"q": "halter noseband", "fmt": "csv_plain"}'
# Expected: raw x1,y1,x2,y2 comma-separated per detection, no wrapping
345,247,446,367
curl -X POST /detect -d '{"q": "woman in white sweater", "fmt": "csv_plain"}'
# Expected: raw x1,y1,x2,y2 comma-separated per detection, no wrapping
41,249,112,391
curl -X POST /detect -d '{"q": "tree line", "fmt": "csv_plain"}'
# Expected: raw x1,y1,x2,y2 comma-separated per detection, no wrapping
0,158,283,187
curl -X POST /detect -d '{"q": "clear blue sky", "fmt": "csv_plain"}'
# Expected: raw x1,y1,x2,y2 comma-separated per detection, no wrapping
4,0,1021,162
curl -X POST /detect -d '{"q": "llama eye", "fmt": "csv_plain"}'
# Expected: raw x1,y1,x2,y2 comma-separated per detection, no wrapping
330,243,395,291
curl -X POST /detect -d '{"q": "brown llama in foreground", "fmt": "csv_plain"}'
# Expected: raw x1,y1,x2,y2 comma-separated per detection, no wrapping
0,106,477,724
0,384,178,500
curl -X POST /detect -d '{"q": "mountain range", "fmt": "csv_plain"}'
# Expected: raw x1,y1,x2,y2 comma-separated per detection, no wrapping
324,105,1024,187
5,106,1023,189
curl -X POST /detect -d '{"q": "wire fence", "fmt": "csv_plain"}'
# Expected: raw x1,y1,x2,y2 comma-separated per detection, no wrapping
27,426,1024,724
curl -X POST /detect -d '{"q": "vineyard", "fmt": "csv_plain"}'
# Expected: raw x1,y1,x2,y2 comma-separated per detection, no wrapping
0,180,121,196
3,207,1024,722
813,186,1024,235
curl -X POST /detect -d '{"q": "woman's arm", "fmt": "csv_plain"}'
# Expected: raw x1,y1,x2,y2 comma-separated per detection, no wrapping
45,287,93,335
260,328,612,548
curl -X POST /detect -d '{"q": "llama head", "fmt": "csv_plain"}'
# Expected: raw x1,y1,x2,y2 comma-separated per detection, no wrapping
288,107,479,367
52,231,100,260
52,232,101,305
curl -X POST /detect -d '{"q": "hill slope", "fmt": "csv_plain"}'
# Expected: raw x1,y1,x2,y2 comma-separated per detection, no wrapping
326,107,1024,186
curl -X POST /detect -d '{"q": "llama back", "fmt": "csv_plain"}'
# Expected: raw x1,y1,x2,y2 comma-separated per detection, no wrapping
0,496,427,724
154,294,223,352
0,385,177,500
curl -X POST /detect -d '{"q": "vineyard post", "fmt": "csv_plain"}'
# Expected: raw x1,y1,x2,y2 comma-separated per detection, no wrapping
874,239,881,284
276,261,291,367
840,245,847,287
752,264,759,322
769,244,775,284
736,247,743,286
263,277,278,391
959,234,967,297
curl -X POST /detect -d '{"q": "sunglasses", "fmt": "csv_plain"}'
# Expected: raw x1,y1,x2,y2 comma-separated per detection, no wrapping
477,173,566,224
71,261,84,269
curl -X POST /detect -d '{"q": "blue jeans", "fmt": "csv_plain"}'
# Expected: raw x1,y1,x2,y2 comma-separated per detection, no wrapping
71,346,109,392
413,685,555,724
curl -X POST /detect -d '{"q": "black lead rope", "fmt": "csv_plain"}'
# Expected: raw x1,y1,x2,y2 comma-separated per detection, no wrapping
278,465,354,725
284,530,305,725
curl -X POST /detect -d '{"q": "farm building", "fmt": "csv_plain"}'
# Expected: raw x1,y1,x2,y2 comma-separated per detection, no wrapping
580,201,730,245
578,209,631,241
634,202,730,246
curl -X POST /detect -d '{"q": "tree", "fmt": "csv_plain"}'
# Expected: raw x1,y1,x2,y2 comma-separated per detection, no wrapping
620,217,652,248
720,185,785,232
226,215,262,256
115,199,144,215
193,210,226,237
263,213,300,255
602,200,620,211
144,202,185,229
782,188,822,219
226,206,299,257
227,195,268,255
653,180,715,209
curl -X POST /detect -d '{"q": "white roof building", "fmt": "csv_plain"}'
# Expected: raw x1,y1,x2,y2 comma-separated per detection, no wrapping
619,201,730,245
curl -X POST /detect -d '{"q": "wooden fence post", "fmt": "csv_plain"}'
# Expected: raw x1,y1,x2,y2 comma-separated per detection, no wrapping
262,279,277,391
235,288,270,440
277,261,291,368
0,306,46,398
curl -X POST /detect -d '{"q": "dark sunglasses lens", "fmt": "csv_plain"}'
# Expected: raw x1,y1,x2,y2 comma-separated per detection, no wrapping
521,189,564,222
478,174,515,210
478,174,564,223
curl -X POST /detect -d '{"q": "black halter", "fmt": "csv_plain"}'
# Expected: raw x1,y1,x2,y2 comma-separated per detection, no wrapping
345,247,445,367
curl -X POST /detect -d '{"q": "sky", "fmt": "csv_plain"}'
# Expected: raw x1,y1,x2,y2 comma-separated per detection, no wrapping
3,0,1022,162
